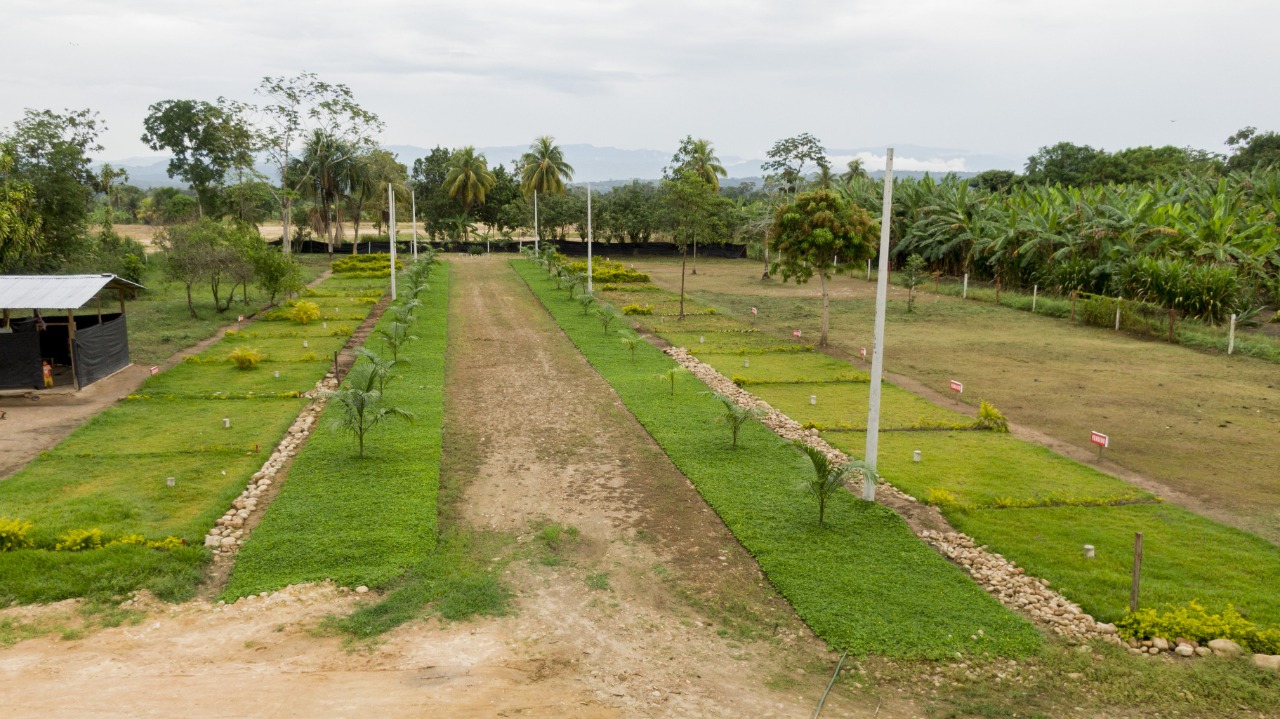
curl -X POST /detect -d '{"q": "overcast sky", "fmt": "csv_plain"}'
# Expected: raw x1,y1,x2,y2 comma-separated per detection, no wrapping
1,0,1275,172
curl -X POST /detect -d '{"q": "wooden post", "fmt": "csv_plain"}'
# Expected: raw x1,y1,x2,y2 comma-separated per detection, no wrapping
67,309,80,390
97,296,103,324
1228,314,1236,355
1032,284,1038,313
118,289,126,315
1130,532,1143,613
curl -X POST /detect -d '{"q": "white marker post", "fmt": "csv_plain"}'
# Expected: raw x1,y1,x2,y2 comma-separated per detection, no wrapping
411,187,418,261
1032,284,1038,313
587,183,593,294
388,184,397,301
1228,313,1237,355
1091,430,1109,460
863,148,895,502
533,189,540,254
963,273,969,299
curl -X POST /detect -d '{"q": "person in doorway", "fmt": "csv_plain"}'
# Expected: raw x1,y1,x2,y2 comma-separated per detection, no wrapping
0,309,12,333
42,360,54,388
33,309,47,331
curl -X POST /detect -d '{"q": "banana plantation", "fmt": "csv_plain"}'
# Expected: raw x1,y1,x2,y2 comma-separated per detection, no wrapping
837,170,1280,325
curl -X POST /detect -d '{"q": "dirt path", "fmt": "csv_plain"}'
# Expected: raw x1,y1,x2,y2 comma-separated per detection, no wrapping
0,273,332,482
0,258,908,718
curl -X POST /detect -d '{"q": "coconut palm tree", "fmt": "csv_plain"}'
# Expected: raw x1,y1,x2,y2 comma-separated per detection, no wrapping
686,138,728,191
520,136,575,251
841,158,868,184
444,146,497,221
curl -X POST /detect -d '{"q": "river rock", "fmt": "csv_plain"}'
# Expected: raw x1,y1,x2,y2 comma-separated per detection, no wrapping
1253,654,1280,673
1175,644,1194,657
1208,638,1244,657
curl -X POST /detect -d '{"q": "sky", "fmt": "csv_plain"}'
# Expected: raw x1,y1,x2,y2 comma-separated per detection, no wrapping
1,0,1275,174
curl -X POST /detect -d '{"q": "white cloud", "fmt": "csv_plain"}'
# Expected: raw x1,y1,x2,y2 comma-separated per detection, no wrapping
1,0,1274,168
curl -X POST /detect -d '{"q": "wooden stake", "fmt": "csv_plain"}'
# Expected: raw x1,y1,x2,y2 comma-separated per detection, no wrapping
1130,532,1143,612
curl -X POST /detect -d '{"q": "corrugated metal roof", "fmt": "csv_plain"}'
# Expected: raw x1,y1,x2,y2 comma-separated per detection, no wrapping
0,274,145,310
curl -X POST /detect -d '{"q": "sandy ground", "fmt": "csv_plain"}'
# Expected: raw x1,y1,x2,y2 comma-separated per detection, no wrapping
0,257,911,718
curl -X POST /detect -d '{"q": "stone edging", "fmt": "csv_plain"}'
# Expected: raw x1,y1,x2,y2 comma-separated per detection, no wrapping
203,373,338,557
661,346,1118,644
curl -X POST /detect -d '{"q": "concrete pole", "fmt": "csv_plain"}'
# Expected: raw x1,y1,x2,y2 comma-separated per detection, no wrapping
534,189,540,254
411,188,418,261
862,148,895,502
1228,313,1237,355
389,184,397,301
587,183,593,294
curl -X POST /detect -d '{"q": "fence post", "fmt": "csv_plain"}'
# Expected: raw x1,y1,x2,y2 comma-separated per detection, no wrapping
1032,284,1038,313
1228,314,1237,355
963,273,968,299
1115,299,1122,330
1130,532,1143,613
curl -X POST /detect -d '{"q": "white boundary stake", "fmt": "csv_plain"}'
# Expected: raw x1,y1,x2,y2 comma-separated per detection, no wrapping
863,148,895,502
388,184,397,301
1091,430,1109,460
1032,284,1038,313
411,188,418,261
587,182,593,294
1228,313,1237,355
963,273,969,299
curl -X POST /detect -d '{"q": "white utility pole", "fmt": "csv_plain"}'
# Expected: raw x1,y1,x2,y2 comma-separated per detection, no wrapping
533,189,540,253
411,187,418,261
388,184,397,301
862,148,895,502
586,182,591,292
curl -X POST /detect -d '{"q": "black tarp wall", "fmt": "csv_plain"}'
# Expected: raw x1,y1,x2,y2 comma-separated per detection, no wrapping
0,327,41,390
73,313,128,386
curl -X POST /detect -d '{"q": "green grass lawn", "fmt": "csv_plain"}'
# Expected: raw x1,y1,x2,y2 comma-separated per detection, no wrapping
822,430,1150,508
125,256,329,363
516,260,1041,658
752,381,972,430
695,350,869,384
0,266,383,605
223,262,450,599
951,503,1280,626
663,331,812,354
194,334,349,362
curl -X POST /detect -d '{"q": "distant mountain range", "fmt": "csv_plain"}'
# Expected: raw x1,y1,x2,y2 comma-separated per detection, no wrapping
99,143,1021,189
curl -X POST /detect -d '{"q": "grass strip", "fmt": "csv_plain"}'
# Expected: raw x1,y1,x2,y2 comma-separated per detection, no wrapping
515,260,1041,658
222,263,450,599
0,271,379,604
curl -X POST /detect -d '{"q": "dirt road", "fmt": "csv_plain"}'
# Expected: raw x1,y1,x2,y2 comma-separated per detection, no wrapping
0,257,907,718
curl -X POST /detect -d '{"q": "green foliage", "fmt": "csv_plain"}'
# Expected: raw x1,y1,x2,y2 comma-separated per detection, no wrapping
515,259,1041,657
903,253,927,313
975,399,1010,432
1117,602,1280,655
54,528,105,552
619,333,642,361
326,361,414,457
794,442,852,524
564,259,650,283
0,518,34,551
140,99,254,215
332,253,402,274
286,299,321,324
227,346,263,370
621,303,653,315
595,305,619,333
576,293,596,315
710,392,765,448
224,265,448,598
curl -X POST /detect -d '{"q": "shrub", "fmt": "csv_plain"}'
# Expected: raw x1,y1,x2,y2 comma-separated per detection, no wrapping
287,300,321,324
146,536,185,550
563,259,650,283
331,324,354,337
926,488,959,509
228,347,263,370
1116,601,1280,655
0,517,34,551
622,303,654,315
55,528,105,552
332,254,401,274
107,534,148,547
974,399,1009,432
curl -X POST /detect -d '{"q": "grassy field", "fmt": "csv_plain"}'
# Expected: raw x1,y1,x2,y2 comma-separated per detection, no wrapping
123,256,330,363
0,268,382,604
627,257,1280,545
223,262,450,599
516,259,1042,659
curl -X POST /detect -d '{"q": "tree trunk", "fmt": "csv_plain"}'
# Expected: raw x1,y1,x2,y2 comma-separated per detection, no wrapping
185,284,196,319
819,271,829,347
679,252,687,320
692,231,697,275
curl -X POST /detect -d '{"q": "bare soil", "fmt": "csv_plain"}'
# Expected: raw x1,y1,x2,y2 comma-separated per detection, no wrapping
0,257,910,718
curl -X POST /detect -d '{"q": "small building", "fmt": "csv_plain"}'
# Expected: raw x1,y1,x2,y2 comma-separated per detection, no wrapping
0,274,144,391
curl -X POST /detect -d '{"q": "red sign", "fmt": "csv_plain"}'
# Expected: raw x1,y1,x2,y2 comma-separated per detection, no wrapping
1090,431,1109,448
149,366,160,376
237,315,244,323
949,380,963,394
859,347,867,358
750,307,758,316
793,329,802,338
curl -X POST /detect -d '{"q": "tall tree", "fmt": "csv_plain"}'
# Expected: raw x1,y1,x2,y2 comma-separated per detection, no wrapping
140,99,255,217
769,189,878,346
444,146,497,223
666,137,729,272
1226,127,1280,172
411,146,460,241
841,158,868,184
663,174,734,317
519,135,574,247
290,129,356,255
0,149,42,272
0,108,103,271
762,133,829,194
252,72,383,253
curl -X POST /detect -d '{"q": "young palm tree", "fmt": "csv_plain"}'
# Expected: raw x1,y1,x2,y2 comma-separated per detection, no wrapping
444,147,497,242
520,136,575,251
327,361,413,458
795,442,852,525
712,392,765,448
